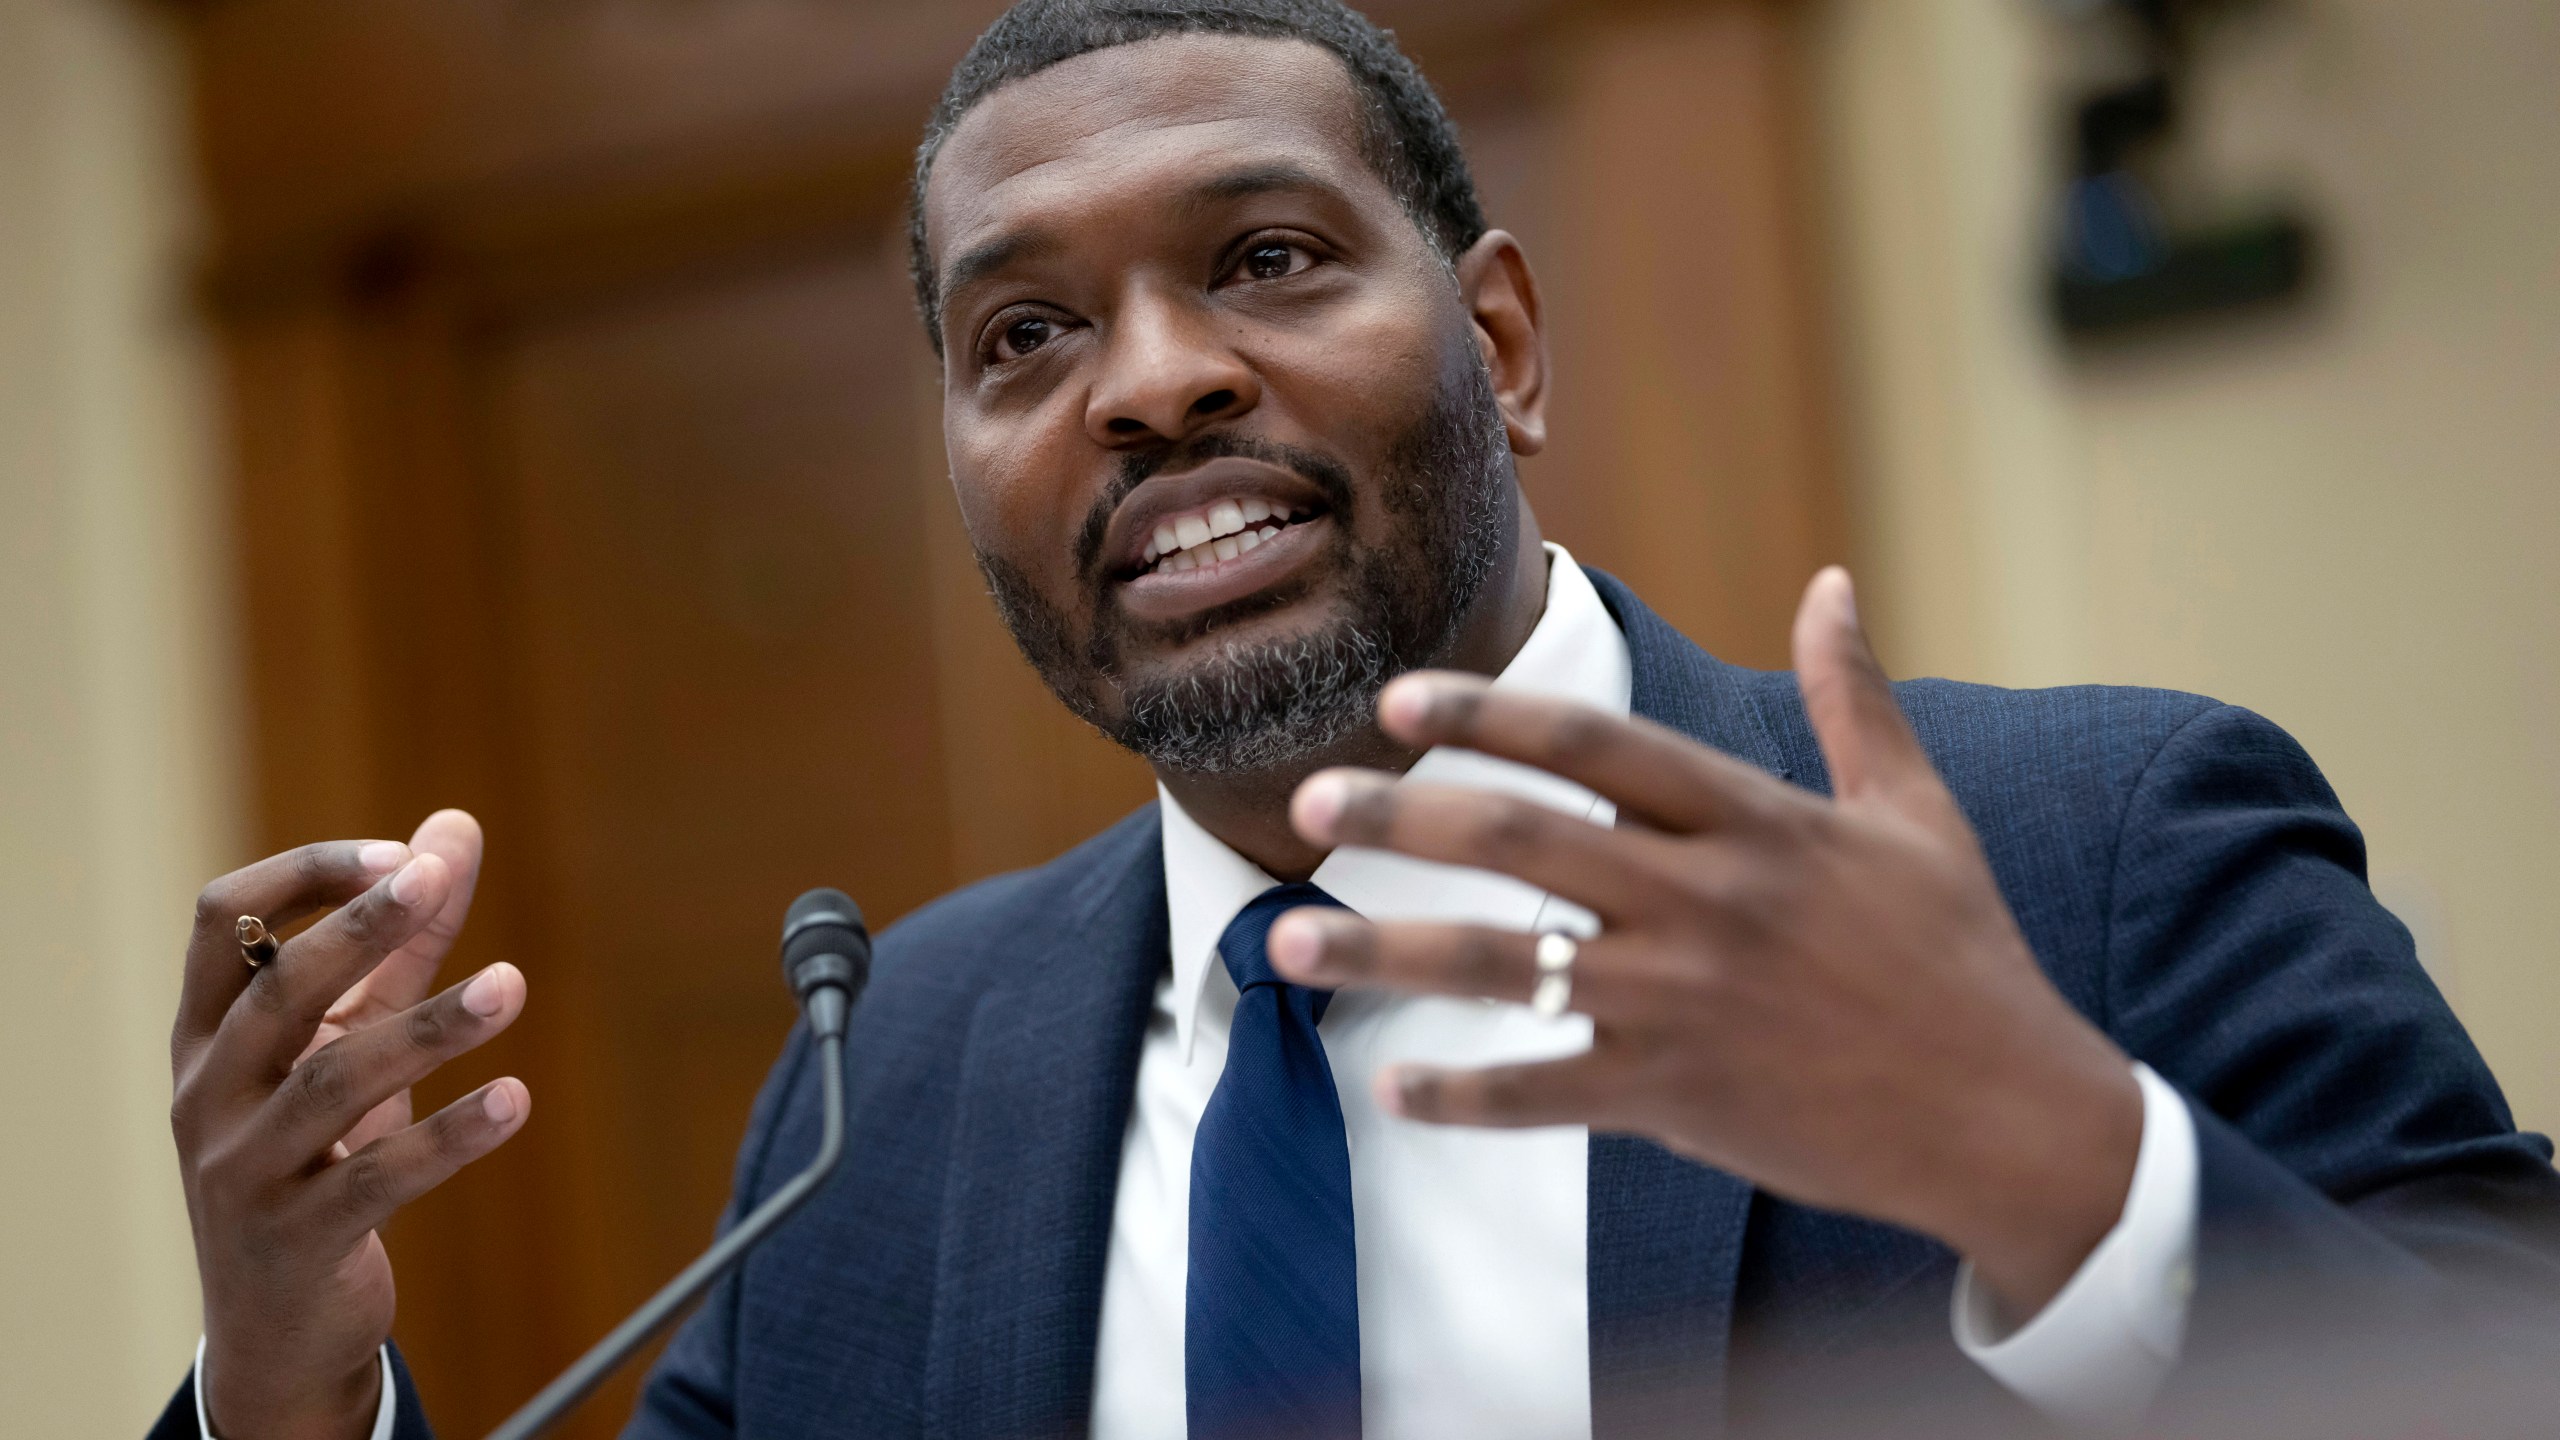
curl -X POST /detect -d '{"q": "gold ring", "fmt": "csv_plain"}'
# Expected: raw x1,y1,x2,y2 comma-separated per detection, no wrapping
1531,931,1577,1019
237,915,278,969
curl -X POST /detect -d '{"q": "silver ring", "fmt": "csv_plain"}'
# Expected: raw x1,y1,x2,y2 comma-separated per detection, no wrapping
1531,931,1577,1019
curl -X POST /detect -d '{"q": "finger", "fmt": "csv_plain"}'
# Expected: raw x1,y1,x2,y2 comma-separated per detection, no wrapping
1292,772,1660,921
339,809,487,1019
175,839,412,1053
1377,1052,1619,1130
1789,567,1936,812
1269,910,1633,1014
260,963,526,1164
301,1077,530,1245
1372,673,1785,834
211,853,455,1083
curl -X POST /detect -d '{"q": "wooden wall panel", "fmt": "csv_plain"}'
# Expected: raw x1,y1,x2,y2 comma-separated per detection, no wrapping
1530,1,1848,668
441,249,968,1435
222,312,381,845
221,279,592,1428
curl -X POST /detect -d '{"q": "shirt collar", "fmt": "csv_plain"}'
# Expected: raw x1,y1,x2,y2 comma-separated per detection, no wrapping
1156,543,1635,1059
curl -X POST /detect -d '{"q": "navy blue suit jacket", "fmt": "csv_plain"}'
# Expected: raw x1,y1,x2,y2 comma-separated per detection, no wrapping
156,571,2560,1438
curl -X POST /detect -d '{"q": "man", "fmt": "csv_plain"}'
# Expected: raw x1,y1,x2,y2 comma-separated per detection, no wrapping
155,2,2560,1437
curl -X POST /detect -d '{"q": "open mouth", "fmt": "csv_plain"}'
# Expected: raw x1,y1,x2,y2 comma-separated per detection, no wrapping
1136,496,1323,577
1101,453,1342,625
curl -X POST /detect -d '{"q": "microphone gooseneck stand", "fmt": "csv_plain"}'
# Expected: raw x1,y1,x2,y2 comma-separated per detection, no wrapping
485,1032,844,1440
486,887,870,1440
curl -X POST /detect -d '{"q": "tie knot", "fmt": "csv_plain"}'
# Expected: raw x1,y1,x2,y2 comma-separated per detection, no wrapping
1218,882,1347,995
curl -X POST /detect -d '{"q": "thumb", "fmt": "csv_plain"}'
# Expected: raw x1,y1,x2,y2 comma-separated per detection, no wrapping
406,809,484,950
1791,568,1940,818
358,809,486,1014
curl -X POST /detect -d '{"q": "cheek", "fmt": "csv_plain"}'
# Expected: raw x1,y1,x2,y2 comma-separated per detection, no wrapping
1258,284,1449,481
946,416,1097,580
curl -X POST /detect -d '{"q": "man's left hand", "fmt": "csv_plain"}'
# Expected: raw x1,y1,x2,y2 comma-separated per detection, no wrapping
1270,567,2144,1318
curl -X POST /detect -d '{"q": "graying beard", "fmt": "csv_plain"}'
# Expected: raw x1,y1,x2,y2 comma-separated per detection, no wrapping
1104,361,1507,775
1114,618,1397,775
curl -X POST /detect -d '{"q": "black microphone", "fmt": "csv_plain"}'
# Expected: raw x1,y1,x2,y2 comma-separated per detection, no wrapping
486,889,870,1440
780,887,870,1043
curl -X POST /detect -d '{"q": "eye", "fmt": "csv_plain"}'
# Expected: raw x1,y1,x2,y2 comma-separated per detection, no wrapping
987,312,1063,365
1233,241,1314,283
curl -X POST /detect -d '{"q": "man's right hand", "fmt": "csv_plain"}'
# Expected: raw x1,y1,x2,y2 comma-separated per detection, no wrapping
171,809,530,1440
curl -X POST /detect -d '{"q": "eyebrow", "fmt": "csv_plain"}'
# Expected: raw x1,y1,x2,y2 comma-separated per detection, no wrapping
938,161,1346,317
1179,161,1334,216
940,229,1063,316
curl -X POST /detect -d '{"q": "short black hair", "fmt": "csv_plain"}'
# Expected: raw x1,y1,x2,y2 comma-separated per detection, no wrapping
907,0,1488,350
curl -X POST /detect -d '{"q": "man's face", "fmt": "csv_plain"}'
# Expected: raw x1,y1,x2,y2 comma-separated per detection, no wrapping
923,34,1516,774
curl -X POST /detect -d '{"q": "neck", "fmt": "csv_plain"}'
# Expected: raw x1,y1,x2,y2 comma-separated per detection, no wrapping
1156,504,1550,882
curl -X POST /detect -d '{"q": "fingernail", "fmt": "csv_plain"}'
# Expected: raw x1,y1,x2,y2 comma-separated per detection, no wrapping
1377,675,1435,732
482,1082,519,1125
358,840,409,874
388,857,429,906
1267,914,1327,979
1293,772,1351,838
1829,566,1859,626
461,966,506,1017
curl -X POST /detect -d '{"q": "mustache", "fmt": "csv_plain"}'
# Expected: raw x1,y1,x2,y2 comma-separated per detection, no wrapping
1070,432,1358,582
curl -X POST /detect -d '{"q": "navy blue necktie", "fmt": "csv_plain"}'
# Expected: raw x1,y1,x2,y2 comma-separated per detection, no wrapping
1187,882,1362,1440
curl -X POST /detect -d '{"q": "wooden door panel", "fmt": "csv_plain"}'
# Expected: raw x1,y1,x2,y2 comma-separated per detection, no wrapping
452,248,954,1435
492,251,956,939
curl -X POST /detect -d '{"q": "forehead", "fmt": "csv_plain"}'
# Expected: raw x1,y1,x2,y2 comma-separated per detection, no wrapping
925,33,1381,274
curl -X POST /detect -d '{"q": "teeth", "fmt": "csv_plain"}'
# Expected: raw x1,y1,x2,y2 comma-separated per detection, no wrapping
1144,502,1309,575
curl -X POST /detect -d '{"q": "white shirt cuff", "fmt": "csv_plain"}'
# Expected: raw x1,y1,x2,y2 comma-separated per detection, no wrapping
1951,1061,2199,1432
194,1335,399,1440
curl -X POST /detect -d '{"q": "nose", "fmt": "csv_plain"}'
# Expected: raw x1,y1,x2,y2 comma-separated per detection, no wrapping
1084,286,1260,449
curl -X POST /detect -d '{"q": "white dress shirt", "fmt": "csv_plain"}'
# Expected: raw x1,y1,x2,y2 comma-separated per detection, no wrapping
1090,543,2201,1439
198,544,2196,1440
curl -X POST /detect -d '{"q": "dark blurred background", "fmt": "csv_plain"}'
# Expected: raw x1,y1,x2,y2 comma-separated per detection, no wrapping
4,1,2553,1433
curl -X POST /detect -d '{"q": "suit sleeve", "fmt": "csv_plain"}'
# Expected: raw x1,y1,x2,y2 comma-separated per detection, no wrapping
619,1020,818,1439
147,1343,432,1440
2101,704,2560,1404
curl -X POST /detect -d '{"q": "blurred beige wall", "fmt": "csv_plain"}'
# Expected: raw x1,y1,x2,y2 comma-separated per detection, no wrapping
1817,0,2560,1134
0,0,232,1429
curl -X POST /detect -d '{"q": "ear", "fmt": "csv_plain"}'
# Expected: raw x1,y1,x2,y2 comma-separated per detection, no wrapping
1453,230,1550,458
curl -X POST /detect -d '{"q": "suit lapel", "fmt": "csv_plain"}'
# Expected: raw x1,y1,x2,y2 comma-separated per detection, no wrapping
924,813,1168,1440
1582,568,1791,1439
